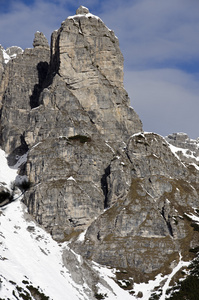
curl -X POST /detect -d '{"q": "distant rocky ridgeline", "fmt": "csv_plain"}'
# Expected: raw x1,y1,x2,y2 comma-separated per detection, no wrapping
0,6,199,284
166,133,199,167
0,45,23,78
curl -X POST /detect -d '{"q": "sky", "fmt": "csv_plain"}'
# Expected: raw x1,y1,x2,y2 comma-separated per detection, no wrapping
0,0,199,139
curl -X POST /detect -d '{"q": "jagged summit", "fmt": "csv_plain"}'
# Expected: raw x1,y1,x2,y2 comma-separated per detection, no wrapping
56,6,124,89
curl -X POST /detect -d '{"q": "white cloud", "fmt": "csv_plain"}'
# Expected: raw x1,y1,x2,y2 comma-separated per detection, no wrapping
0,0,71,49
124,69,199,138
101,0,199,68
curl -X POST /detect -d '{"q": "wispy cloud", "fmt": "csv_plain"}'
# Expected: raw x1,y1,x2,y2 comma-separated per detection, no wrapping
0,0,72,48
124,69,199,138
101,0,199,70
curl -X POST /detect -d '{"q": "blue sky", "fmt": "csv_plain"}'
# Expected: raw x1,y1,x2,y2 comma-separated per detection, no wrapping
0,0,199,139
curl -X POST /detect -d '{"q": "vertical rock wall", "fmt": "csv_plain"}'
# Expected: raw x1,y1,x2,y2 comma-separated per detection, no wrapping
0,7,142,242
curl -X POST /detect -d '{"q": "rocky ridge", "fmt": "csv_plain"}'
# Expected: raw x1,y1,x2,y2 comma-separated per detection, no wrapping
0,5,199,294
166,132,199,168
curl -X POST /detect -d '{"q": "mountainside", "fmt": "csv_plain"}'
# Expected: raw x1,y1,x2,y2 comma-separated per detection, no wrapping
0,6,199,300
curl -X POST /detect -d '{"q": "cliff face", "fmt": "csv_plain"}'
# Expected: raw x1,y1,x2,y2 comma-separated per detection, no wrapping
73,132,199,282
0,6,199,286
0,34,50,155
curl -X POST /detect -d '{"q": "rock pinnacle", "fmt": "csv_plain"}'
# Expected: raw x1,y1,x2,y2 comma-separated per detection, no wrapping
76,6,89,15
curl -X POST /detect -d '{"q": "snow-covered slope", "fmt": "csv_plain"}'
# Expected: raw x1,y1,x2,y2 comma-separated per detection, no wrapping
0,199,90,300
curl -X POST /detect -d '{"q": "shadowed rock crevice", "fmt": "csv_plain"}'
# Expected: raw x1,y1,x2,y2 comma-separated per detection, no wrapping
30,61,49,108
101,165,111,209
161,205,174,237
7,134,29,167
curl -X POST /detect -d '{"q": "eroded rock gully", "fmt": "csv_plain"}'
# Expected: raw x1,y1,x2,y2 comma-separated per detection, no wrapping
0,6,199,282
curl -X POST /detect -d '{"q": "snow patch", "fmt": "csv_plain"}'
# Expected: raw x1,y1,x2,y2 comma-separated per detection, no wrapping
167,143,187,168
133,253,190,300
77,229,87,242
105,141,115,153
2,49,10,64
2,46,23,64
67,176,76,182
184,212,199,224
0,149,18,190
31,142,42,150
190,163,199,170
130,131,146,138
168,143,199,163
68,12,101,21
160,253,189,300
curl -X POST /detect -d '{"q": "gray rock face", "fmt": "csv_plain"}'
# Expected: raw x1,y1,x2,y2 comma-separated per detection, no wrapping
0,6,199,284
0,45,23,69
72,133,199,281
0,45,50,155
51,7,142,145
166,133,199,167
5,46,23,58
0,7,142,243
24,133,114,240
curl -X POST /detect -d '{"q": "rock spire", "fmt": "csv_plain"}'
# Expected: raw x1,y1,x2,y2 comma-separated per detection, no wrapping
33,31,49,49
